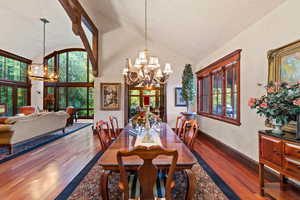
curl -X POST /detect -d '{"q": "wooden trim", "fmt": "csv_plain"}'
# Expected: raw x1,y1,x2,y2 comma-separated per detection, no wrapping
0,49,32,64
44,48,85,60
196,50,241,126
196,49,242,76
199,130,279,182
58,0,99,77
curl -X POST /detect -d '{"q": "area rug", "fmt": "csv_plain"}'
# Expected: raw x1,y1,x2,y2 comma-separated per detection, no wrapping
0,122,92,164
56,151,240,200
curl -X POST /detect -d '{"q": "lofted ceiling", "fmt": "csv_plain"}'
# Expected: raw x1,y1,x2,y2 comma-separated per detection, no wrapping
83,0,286,63
0,0,82,61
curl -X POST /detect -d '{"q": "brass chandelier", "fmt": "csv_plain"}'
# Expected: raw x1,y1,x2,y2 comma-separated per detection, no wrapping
28,18,58,82
123,0,172,87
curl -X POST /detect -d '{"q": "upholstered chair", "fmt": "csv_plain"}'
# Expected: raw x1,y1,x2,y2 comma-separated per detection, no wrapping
66,106,75,126
19,106,36,115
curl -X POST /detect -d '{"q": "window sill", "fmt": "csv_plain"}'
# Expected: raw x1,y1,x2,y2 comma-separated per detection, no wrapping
197,112,241,126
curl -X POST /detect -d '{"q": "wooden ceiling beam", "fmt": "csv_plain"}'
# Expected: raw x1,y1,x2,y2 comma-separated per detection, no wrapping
58,0,99,77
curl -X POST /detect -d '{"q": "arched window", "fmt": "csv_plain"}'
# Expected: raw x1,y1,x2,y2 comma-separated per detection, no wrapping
44,48,94,119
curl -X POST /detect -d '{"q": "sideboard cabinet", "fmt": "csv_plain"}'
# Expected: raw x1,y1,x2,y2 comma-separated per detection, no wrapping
259,130,300,199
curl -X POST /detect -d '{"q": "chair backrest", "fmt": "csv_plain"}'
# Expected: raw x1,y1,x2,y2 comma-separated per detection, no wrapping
109,116,120,138
175,115,185,138
95,120,112,151
182,120,198,149
117,145,178,200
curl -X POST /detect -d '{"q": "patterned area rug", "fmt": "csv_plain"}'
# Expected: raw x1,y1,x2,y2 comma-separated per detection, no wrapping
59,152,240,200
0,123,92,163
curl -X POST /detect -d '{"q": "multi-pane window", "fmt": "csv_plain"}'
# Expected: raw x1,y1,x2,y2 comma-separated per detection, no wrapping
197,50,241,126
0,50,31,116
44,49,94,119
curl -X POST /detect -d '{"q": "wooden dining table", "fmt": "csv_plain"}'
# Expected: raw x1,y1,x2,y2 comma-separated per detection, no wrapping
99,123,197,200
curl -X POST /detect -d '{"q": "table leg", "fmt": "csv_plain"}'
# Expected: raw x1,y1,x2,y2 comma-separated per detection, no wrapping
259,163,264,196
185,169,196,200
100,170,110,200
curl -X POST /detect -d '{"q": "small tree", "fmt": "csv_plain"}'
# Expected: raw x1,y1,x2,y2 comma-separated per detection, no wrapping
182,64,196,112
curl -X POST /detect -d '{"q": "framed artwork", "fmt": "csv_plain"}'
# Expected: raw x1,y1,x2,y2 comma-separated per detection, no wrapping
0,104,6,114
100,83,121,110
268,40,300,132
175,87,187,107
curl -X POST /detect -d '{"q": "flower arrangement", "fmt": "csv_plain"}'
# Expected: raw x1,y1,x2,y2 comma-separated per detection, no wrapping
130,108,161,129
248,82,300,130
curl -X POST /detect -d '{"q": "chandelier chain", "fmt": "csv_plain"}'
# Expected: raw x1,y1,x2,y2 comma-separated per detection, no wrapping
145,0,148,49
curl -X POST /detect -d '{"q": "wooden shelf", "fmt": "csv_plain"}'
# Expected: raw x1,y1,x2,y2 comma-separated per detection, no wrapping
264,183,300,200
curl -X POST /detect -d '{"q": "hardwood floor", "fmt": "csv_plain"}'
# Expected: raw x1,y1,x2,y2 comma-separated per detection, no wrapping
0,125,100,200
194,135,269,200
0,125,270,200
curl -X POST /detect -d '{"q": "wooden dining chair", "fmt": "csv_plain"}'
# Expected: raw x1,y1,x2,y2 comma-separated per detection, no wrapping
109,116,120,138
95,120,112,151
182,120,198,150
175,115,185,139
117,145,178,200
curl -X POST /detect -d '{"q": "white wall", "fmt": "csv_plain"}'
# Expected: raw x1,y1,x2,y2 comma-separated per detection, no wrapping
194,0,300,161
94,26,194,127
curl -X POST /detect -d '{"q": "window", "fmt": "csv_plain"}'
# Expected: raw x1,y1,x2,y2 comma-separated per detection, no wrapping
197,50,241,125
0,49,31,116
44,49,94,119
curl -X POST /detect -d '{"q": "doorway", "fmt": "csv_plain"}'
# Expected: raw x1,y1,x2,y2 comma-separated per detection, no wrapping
124,84,167,125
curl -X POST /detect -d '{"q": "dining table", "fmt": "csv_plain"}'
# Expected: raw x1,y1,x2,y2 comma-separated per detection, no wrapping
98,123,197,200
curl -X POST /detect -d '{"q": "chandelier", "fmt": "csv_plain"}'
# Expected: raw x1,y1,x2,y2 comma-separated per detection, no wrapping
28,18,58,82
123,0,172,87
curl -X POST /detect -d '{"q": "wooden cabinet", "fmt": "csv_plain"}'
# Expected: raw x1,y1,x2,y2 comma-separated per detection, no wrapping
259,131,300,199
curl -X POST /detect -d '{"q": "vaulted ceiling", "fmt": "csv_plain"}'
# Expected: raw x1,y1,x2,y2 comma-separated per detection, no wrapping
1,0,286,64
82,0,286,63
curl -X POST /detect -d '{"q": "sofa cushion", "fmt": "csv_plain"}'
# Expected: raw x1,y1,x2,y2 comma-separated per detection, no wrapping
0,125,13,133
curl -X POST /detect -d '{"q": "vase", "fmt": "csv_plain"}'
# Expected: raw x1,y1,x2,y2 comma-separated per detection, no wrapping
296,114,300,140
272,119,283,135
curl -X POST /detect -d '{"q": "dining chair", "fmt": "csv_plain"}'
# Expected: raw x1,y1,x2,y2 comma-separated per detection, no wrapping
182,120,198,150
95,120,112,151
109,116,120,138
175,115,185,139
117,145,178,200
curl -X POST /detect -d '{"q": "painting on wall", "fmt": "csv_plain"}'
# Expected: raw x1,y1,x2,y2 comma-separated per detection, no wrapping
100,83,121,110
268,40,300,84
268,40,300,132
0,104,6,115
175,87,187,107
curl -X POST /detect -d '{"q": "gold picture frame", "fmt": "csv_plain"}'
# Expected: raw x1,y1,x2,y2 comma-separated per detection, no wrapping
100,83,121,111
268,40,300,133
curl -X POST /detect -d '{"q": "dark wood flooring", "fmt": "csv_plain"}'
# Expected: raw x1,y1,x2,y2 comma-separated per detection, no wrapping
0,125,269,200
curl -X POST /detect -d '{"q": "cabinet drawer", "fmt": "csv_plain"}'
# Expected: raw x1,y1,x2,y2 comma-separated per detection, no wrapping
260,135,282,167
284,143,300,160
283,157,300,177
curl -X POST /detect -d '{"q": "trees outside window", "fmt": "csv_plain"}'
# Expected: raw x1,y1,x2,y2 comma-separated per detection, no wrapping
44,48,94,118
196,50,241,126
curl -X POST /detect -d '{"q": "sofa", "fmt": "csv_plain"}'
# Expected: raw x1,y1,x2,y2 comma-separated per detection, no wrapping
0,111,69,154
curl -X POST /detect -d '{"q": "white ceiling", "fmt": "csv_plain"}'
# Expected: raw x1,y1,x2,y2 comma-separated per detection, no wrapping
0,0,82,61
84,0,286,63
0,0,286,64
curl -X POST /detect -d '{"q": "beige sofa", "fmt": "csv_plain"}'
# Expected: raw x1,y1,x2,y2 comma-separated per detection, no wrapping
0,111,69,154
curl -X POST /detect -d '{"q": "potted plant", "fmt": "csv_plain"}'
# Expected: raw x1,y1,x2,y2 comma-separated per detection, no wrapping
181,64,196,119
248,82,300,136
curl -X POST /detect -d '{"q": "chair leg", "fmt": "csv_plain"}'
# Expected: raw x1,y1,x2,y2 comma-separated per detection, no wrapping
185,169,196,200
100,170,110,200
8,144,13,154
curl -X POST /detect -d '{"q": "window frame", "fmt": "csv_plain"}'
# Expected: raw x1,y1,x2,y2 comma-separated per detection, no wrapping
196,49,241,126
0,49,31,116
44,48,94,119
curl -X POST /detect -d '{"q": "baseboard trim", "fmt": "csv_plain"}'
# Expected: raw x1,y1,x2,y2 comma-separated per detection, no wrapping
198,130,279,182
